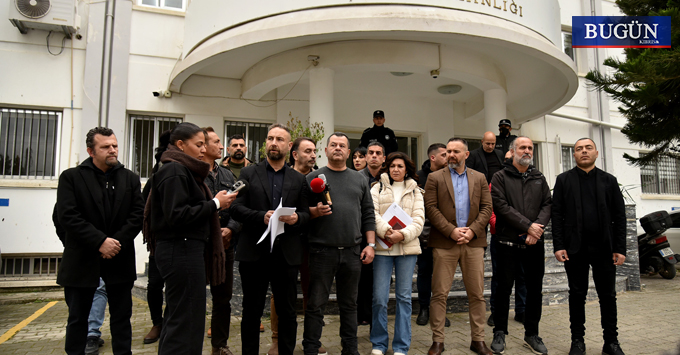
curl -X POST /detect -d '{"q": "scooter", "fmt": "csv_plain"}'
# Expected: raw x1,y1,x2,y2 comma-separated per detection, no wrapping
638,210,677,279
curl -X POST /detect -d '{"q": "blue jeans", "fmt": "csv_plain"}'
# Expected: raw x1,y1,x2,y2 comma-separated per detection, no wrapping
88,278,107,338
370,255,417,354
489,235,526,314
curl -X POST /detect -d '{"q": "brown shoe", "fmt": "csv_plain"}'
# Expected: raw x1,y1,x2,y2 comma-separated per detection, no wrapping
212,346,234,355
267,339,279,355
260,323,265,332
143,325,162,344
428,342,445,355
318,345,328,355
207,327,212,338
469,341,493,355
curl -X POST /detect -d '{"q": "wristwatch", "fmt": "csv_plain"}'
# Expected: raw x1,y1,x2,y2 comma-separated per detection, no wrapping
368,243,376,249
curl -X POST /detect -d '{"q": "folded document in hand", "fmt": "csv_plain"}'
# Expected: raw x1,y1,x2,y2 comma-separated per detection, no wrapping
378,202,413,249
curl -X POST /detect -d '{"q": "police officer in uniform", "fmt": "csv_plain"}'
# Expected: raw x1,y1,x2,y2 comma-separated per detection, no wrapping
360,110,399,155
495,119,517,158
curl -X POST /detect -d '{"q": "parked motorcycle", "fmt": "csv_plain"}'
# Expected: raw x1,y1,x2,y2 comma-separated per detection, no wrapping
638,210,677,279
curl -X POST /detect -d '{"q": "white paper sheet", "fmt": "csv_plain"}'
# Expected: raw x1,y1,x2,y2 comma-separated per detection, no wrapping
378,202,414,249
257,199,296,252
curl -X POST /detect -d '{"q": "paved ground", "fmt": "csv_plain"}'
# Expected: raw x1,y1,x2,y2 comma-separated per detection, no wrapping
1,275,679,355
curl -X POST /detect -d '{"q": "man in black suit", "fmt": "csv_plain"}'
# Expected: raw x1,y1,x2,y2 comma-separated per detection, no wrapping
466,131,504,183
552,138,627,355
231,123,310,355
55,127,144,355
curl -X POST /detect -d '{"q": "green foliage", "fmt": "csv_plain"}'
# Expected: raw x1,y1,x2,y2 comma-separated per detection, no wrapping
259,113,326,160
585,0,680,166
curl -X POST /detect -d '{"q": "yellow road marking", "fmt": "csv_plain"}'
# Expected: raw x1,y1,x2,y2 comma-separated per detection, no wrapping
0,301,58,345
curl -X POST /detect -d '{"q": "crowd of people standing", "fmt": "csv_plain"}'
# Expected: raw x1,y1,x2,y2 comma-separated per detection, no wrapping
53,110,628,355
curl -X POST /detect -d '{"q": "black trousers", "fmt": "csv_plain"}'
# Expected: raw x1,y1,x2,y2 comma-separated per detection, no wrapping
416,247,433,307
210,247,235,349
303,245,362,355
239,247,299,355
155,238,207,355
64,282,133,355
564,249,619,342
492,239,545,337
356,262,373,324
147,255,164,327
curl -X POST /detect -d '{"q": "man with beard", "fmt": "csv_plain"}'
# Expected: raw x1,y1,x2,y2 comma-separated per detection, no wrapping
55,127,144,355
201,127,242,355
424,138,493,355
303,132,376,355
552,138,626,355
222,134,251,178
231,124,310,355
490,136,552,355
495,119,517,158
360,110,398,155
361,142,386,185
414,143,450,327
290,137,317,175
467,131,526,327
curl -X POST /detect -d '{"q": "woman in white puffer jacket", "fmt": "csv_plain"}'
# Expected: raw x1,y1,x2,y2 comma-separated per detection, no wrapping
369,152,425,355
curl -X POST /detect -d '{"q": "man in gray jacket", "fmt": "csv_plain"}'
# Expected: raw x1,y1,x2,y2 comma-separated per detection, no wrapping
490,136,552,355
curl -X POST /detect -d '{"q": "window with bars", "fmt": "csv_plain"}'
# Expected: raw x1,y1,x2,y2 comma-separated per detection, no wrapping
224,121,271,164
129,115,181,179
562,145,576,172
0,254,62,277
640,155,680,195
139,0,185,11
562,31,575,61
0,107,60,179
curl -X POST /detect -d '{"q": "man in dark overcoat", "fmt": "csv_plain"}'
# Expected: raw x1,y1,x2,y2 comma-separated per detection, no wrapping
56,127,144,355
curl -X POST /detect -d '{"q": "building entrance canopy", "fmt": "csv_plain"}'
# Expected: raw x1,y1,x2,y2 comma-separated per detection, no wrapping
170,0,577,123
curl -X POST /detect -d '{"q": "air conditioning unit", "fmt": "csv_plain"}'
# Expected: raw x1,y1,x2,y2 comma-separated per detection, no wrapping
8,0,80,36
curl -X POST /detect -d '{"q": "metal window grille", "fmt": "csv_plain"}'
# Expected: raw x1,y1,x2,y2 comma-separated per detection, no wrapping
561,145,576,172
0,108,61,179
640,155,680,195
0,254,62,277
562,32,575,61
129,115,181,179
224,121,270,164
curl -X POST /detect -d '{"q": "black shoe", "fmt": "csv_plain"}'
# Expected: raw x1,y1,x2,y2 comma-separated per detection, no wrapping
445,317,451,327
602,341,625,355
416,308,429,325
487,313,495,327
490,331,505,354
85,336,101,355
569,339,586,355
523,335,548,355
514,312,525,324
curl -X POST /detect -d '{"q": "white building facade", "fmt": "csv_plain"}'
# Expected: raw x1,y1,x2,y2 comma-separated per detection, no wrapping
0,0,678,278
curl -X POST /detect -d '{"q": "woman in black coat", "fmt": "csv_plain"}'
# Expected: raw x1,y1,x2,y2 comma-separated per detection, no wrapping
145,123,237,355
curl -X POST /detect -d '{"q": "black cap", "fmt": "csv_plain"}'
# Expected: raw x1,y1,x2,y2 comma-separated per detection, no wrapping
373,110,385,118
498,119,512,127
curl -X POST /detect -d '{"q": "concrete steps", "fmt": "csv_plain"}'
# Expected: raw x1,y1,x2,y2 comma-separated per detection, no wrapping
132,238,629,315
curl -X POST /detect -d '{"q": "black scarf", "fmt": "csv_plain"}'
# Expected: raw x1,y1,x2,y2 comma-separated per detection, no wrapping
143,144,226,286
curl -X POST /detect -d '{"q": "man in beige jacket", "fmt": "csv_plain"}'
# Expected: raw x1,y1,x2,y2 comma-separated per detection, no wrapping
424,138,493,355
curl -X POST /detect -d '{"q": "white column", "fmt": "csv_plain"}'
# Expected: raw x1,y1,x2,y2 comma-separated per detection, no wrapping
309,68,335,167
484,88,507,134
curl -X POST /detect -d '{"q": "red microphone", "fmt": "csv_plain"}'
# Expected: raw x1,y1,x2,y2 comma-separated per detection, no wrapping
310,177,332,208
